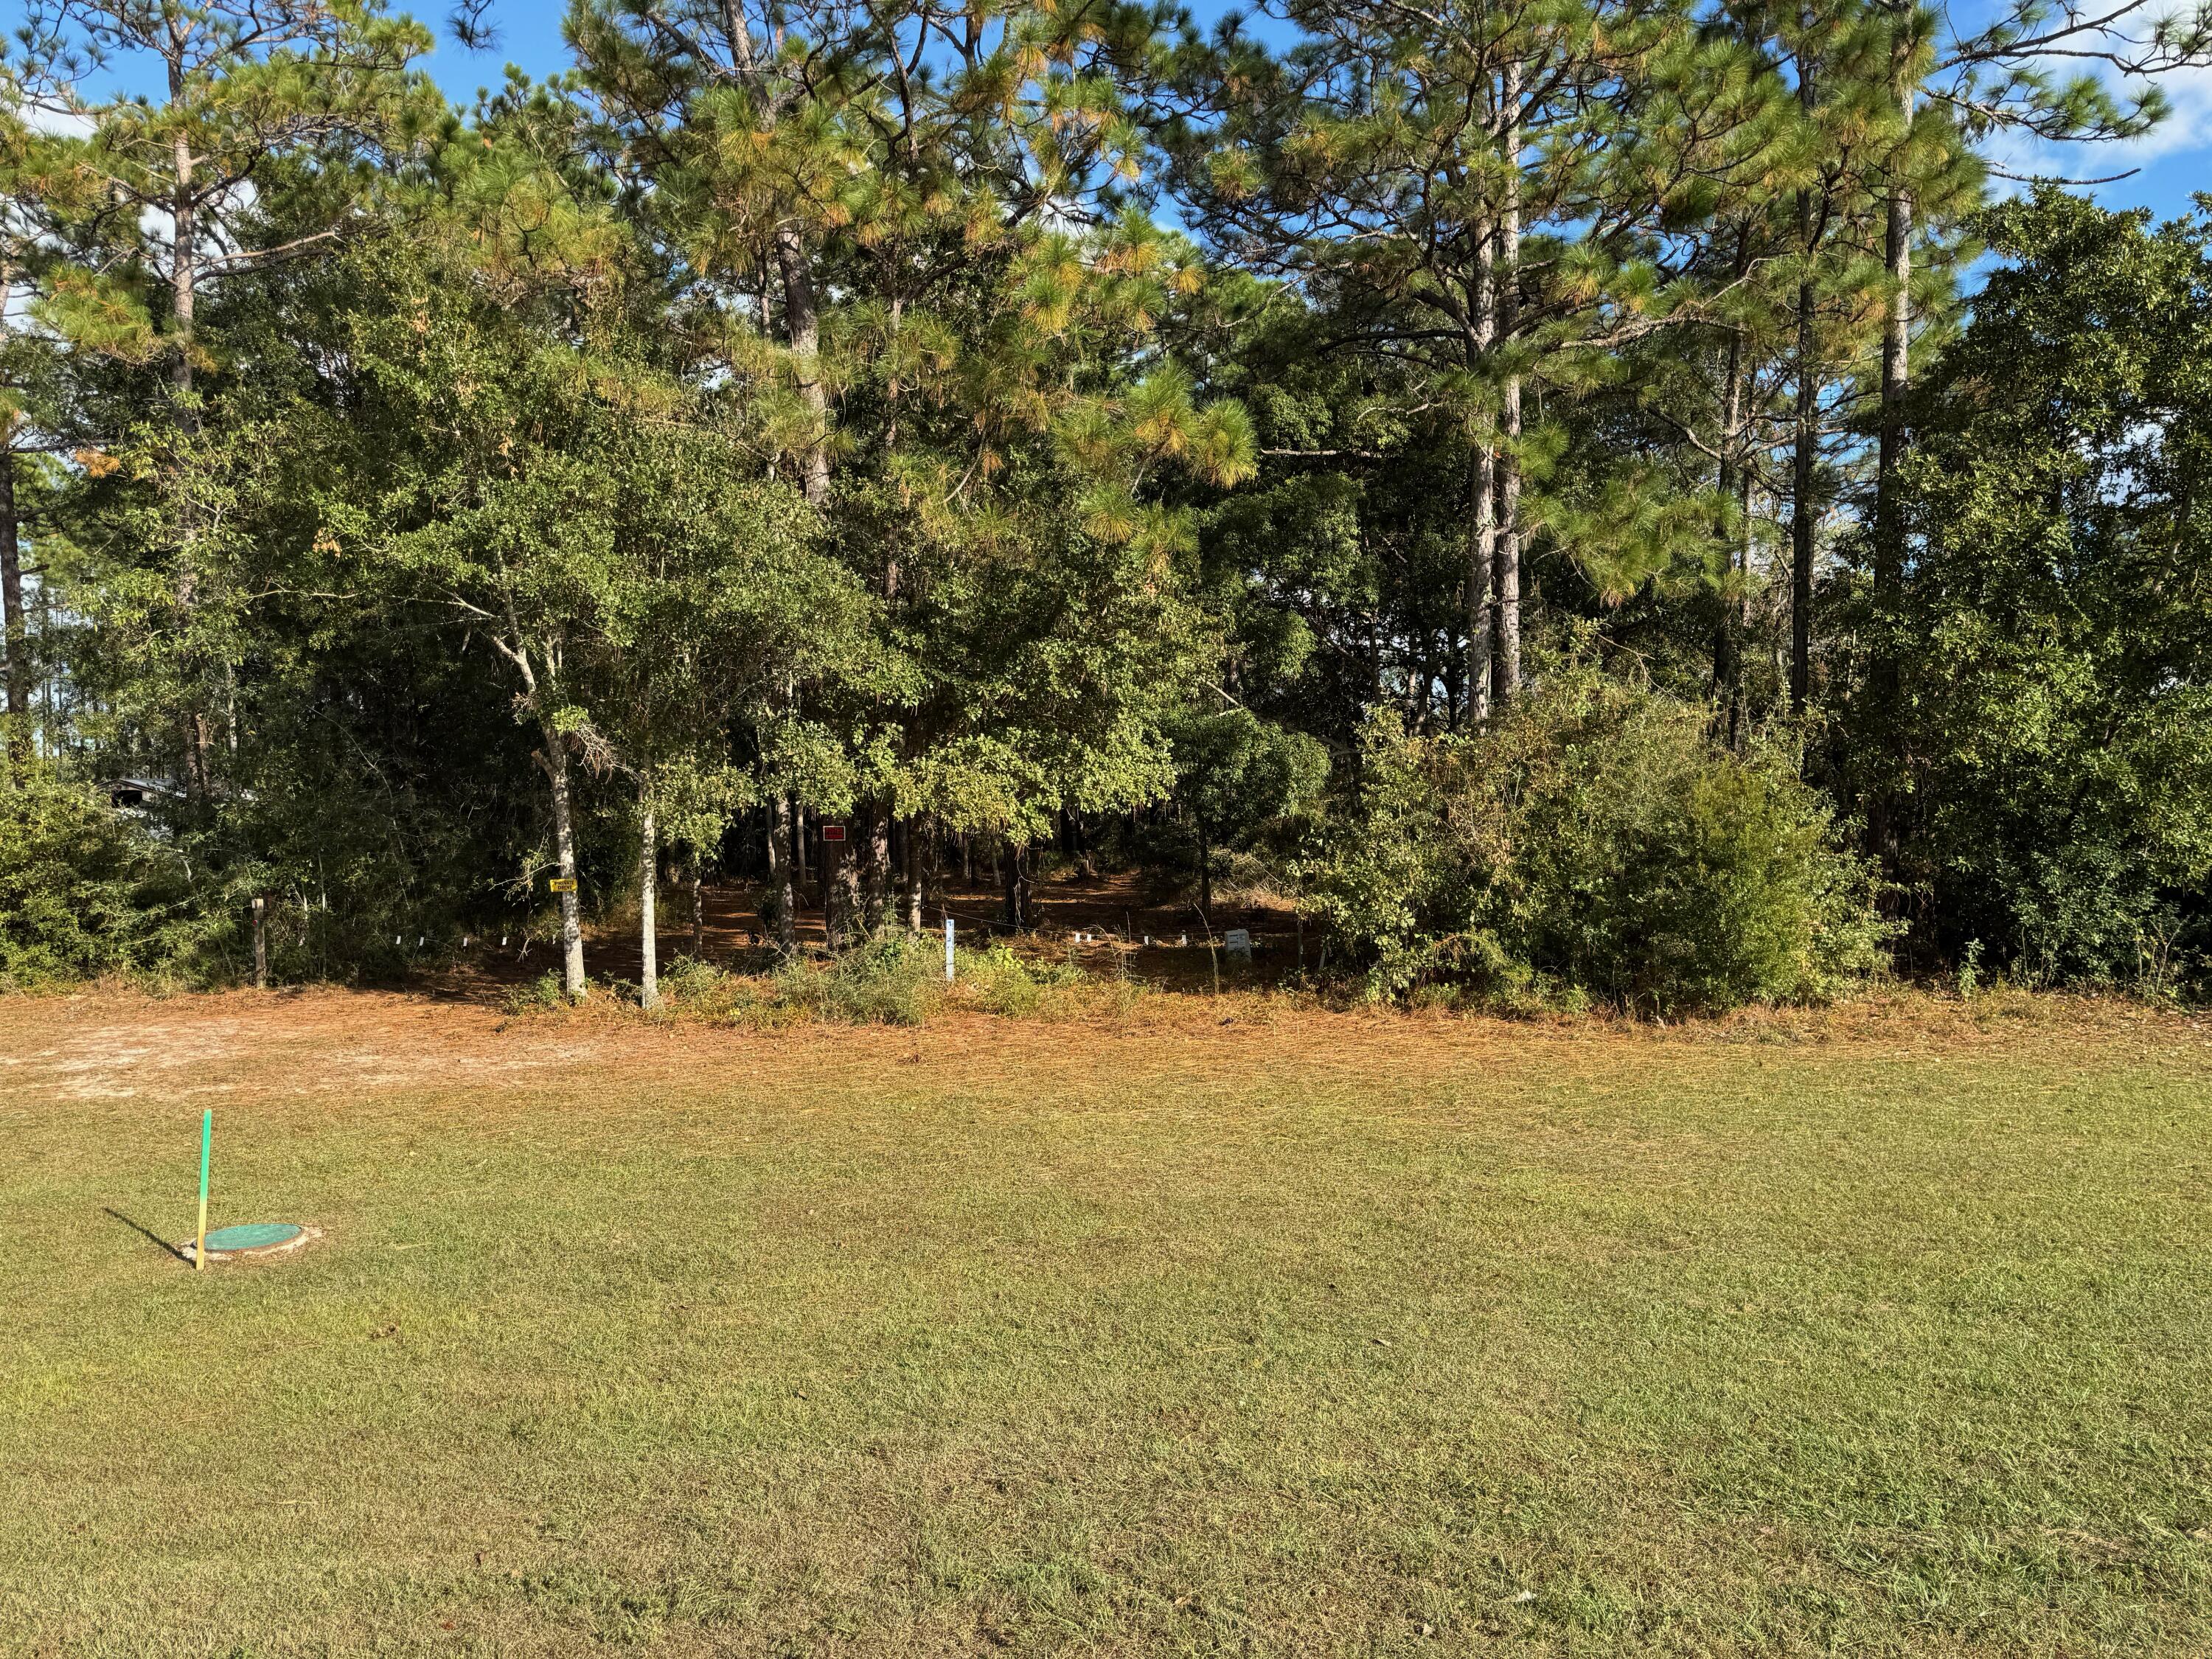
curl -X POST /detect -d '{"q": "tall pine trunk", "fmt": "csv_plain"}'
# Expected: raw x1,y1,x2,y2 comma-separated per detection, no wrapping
1874,18,1913,633
1869,38,1915,866
718,0,829,509
1790,65,1820,715
1713,330,1745,743
638,800,658,1009
169,109,215,799
1465,214,1496,723
779,233,830,507
169,123,198,428
1492,63,1524,708
1,443,26,778
1730,467,1753,750
1790,296,1818,714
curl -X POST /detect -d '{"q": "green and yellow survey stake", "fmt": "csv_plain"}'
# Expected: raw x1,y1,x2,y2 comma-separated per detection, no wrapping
196,1107,212,1272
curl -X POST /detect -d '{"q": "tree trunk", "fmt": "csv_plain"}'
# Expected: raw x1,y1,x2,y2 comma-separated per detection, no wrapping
1869,46,1915,862
778,232,831,508
1492,64,1524,708
1729,468,1753,751
689,857,706,959
902,819,923,933
1198,821,1214,914
1790,63,1820,716
1713,330,1745,743
1465,240,1495,724
1002,841,1031,931
866,799,892,936
639,800,658,1009
171,121,215,796
541,734,587,998
830,831,862,950
717,0,829,508
1790,283,1818,714
1874,29,1913,641
1072,810,1096,880
170,125,198,429
0,444,26,778
767,794,796,952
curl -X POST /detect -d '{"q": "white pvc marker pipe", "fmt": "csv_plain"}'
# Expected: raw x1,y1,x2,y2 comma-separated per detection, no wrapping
944,915,956,982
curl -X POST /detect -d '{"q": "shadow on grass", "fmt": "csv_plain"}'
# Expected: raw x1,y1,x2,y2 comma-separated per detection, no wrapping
103,1208,188,1264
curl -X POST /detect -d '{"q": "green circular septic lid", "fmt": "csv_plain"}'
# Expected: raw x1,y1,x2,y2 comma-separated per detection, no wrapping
204,1222,305,1251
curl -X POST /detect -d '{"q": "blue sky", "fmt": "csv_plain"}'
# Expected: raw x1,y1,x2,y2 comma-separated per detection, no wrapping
428,1,2209,222
58,1,2208,223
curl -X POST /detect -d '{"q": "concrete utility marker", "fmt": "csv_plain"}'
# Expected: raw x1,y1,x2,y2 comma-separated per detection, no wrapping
182,1222,321,1265
178,1109,318,1267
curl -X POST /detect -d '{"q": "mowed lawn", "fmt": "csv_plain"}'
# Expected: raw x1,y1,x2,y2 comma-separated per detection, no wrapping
4,992,2210,1656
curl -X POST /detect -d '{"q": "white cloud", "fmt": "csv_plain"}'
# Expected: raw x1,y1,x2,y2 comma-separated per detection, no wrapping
1976,50,2212,187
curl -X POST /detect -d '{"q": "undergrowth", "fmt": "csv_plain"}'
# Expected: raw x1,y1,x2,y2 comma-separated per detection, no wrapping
620,935,1096,1026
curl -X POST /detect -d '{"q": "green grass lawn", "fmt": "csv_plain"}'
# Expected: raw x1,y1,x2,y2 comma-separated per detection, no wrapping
4,992,2210,1655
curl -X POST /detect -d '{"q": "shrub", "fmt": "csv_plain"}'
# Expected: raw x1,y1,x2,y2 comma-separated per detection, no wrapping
1301,667,1893,1012
954,939,1080,1016
658,954,728,1003
0,773,220,987
774,934,947,1026
501,969,570,1014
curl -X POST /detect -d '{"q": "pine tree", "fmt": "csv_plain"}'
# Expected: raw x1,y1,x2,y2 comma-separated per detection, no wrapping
1162,0,1790,714
10,1,435,796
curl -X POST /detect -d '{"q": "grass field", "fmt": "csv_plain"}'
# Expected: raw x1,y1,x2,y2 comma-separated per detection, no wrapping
4,990,2210,1656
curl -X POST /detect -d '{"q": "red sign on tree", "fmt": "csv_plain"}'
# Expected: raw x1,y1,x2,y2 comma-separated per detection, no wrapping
821,824,848,844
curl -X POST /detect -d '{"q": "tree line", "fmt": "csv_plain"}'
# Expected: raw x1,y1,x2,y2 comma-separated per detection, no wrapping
2,0,2208,1009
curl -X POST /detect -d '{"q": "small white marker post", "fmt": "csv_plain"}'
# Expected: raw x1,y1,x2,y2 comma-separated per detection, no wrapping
944,915,956,982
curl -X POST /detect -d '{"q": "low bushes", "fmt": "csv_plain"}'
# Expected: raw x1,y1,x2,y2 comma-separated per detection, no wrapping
0,773,222,987
1300,667,1894,1012
625,934,1090,1026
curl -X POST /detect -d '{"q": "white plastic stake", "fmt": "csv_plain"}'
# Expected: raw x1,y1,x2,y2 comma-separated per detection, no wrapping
944,915,956,982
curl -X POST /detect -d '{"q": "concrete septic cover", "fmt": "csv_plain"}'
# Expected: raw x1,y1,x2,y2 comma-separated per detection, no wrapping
181,1222,318,1263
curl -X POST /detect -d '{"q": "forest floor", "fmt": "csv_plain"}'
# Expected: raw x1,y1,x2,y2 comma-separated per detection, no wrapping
4,988,2211,1655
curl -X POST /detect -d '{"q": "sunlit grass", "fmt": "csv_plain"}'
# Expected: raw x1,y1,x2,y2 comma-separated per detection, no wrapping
4,992,2208,1655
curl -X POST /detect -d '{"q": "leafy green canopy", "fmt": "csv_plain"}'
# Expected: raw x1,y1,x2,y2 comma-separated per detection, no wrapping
1303,657,1891,1010
0,768,217,984
569,0,1254,841
1876,189,2212,988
